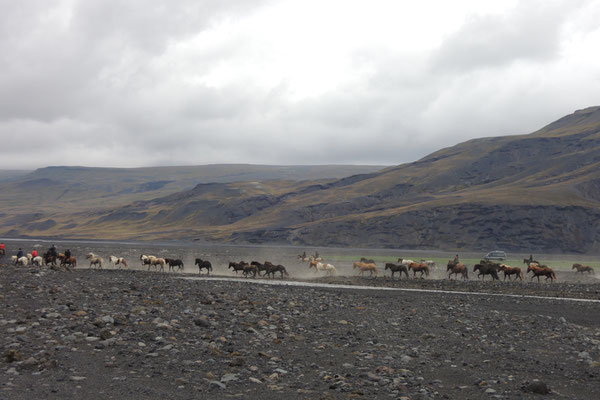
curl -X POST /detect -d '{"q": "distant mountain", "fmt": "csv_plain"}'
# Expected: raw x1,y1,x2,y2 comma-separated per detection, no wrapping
3,107,600,253
0,170,31,182
0,164,386,212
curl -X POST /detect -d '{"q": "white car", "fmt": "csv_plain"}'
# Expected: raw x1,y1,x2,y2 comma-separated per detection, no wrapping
484,251,506,261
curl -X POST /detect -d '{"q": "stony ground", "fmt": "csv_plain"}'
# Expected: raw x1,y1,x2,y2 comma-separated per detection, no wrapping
1,264,600,399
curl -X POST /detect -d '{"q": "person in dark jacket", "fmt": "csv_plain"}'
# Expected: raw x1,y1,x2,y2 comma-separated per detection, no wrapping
48,245,57,258
16,248,24,260
64,249,72,259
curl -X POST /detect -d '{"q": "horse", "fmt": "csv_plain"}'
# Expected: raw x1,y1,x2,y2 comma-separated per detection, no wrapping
447,262,468,280
43,252,57,266
59,255,76,270
527,264,557,282
572,263,594,274
408,263,429,278
165,258,185,272
86,253,103,269
150,257,166,272
420,260,436,270
252,261,270,276
353,261,378,277
360,257,375,264
317,262,337,276
194,258,212,274
13,256,28,266
241,262,257,278
26,253,33,262
397,258,415,265
108,255,128,268
498,264,524,281
228,261,245,275
264,263,289,278
140,254,156,268
473,264,499,280
32,256,43,267
385,263,408,279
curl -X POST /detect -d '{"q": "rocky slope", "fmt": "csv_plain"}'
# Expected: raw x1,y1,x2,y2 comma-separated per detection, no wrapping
3,107,600,253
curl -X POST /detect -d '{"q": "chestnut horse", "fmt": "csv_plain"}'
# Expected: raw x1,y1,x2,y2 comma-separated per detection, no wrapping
527,264,557,282
498,264,524,281
353,261,378,277
447,262,468,280
572,263,594,274
409,263,429,278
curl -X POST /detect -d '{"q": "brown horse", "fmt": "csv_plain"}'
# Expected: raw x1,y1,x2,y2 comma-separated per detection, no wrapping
409,263,429,278
447,262,468,280
353,261,378,277
527,264,557,282
58,255,76,270
498,264,524,281
228,261,245,275
572,263,594,274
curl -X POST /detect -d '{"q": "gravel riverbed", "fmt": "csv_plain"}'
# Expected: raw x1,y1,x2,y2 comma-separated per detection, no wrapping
1,263,600,399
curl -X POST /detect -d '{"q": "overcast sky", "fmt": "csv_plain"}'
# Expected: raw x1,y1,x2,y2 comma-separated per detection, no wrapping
1,0,599,169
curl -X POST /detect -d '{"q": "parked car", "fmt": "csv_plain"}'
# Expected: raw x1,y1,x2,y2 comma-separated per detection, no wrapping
484,251,506,261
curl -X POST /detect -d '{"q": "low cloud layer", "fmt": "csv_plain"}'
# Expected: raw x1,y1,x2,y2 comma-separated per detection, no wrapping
1,0,599,169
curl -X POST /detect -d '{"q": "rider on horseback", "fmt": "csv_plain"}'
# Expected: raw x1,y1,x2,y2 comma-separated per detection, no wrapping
0,242,5,255
453,254,460,264
16,248,24,260
48,244,57,258
64,249,72,259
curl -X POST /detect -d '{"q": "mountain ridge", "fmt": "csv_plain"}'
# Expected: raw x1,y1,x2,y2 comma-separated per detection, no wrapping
2,107,600,253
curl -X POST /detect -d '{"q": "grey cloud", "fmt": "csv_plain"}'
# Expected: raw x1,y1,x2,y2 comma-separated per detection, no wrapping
0,1,599,170
430,1,578,72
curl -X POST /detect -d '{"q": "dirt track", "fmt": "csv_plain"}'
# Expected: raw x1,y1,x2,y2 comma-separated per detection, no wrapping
1,256,600,399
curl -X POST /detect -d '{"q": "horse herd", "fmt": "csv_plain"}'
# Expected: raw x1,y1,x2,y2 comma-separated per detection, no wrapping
4,249,596,283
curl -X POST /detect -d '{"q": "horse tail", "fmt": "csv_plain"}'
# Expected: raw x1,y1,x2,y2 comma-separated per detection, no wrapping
552,271,557,280
519,271,524,280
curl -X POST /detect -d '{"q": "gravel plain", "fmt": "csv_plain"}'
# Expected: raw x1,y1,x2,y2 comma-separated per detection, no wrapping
1,241,600,399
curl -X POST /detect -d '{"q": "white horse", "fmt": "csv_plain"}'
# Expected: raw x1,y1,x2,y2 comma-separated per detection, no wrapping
109,255,128,269
420,260,436,270
32,256,43,267
150,257,166,272
14,256,29,266
398,258,414,266
26,253,33,262
86,253,103,269
314,262,337,276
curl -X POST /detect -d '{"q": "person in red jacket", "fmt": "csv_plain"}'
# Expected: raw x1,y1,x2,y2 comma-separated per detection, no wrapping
31,249,38,258
0,242,5,255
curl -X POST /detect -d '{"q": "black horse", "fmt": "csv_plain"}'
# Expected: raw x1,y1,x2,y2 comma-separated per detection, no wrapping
251,261,269,276
473,264,499,280
384,263,408,279
264,263,289,278
166,258,185,272
360,257,376,264
195,258,212,275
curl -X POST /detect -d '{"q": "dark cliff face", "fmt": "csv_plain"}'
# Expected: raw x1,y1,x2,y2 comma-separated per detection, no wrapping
230,204,600,253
